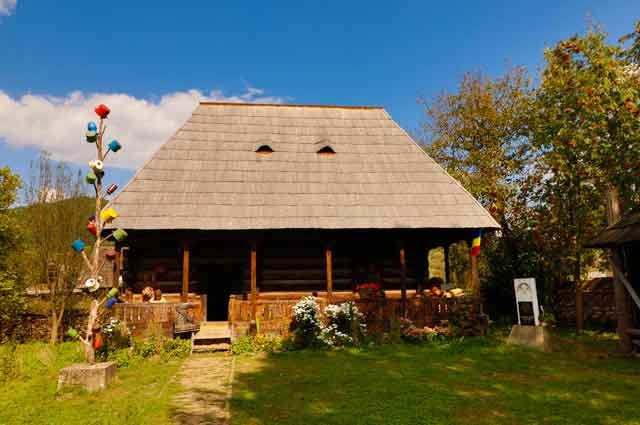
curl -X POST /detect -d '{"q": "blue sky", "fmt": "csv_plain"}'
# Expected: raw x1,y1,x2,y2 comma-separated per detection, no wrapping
1,0,639,190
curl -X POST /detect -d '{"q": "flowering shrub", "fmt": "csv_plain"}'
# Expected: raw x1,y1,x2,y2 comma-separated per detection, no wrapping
291,296,323,348
323,301,366,346
290,298,367,348
399,318,451,343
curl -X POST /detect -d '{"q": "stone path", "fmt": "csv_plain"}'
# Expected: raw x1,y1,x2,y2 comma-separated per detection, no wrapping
172,353,235,425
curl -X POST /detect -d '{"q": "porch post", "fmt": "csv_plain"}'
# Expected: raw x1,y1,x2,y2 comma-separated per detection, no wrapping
325,243,333,303
181,242,190,303
250,241,258,322
444,244,451,286
469,243,480,297
399,244,407,317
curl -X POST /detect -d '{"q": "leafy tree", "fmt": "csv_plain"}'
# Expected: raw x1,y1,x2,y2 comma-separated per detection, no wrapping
534,26,640,344
21,152,92,343
0,167,25,341
420,67,539,317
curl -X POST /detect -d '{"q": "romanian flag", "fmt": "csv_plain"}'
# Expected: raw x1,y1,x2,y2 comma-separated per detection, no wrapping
470,230,482,257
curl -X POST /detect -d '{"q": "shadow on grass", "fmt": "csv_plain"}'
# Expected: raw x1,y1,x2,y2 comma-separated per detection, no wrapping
230,335,640,425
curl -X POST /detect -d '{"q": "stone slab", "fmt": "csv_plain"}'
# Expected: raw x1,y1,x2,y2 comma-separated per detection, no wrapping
57,362,116,392
507,325,551,352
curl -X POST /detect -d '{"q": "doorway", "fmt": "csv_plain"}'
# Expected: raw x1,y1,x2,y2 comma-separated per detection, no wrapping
201,263,244,321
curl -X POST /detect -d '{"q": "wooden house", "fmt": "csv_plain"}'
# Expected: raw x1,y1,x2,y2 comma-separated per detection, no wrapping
105,102,499,336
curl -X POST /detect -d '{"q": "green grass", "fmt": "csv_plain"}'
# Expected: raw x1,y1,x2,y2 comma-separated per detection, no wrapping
231,331,640,425
0,342,183,425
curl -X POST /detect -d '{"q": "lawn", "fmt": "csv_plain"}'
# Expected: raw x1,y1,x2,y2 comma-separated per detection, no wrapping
0,342,184,425
231,331,640,425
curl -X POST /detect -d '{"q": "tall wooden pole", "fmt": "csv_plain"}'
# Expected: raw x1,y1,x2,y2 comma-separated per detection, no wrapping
181,242,190,303
325,244,333,303
250,242,258,323
607,185,632,352
399,245,407,317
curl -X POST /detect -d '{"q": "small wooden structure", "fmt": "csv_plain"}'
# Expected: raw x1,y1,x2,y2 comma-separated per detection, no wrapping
104,103,499,335
587,206,640,350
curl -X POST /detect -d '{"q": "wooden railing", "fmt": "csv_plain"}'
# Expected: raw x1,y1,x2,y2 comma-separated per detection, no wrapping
112,293,204,338
228,291,453,337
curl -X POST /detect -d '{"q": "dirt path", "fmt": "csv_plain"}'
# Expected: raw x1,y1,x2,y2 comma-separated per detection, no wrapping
172,353,234,425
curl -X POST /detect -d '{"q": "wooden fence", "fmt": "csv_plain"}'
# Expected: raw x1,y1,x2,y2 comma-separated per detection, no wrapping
228,291,454,337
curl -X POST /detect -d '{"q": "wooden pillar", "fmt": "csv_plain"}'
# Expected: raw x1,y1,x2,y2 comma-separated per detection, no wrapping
444,244,451,287
325,244,333,302
399,244,407,317
607,185,632,352
181,243,190,303
469,245,480,297
250,242,258,323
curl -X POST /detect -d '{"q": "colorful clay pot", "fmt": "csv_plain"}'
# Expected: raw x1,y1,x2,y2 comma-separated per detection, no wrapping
95,104,110,119
100,208,118,223
86,221,97,236
112,228,128,242
105,298,117,309
108,140,122,152
85,172,97,184
84,278,100,292
106,184,118,195
85,130,98,143
107,288,119,298
87,121,98,132
89,159,104,172
92,333,103,350
71,239,85,252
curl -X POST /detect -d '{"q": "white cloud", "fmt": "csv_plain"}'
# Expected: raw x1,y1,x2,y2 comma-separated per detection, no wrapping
0,0,16,16
0,88,285,169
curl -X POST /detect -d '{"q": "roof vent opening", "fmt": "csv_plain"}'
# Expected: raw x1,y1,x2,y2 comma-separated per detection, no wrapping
255,145,274,155
317,146,336,156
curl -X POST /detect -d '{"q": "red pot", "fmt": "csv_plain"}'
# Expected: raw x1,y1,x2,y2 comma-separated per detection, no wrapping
95,104,111,119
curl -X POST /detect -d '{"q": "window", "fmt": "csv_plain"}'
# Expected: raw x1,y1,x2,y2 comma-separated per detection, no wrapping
317,146,335,156
255,145,274,155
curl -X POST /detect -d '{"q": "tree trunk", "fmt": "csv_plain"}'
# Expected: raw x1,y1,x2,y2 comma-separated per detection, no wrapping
49,307,64,344
606,185,633,353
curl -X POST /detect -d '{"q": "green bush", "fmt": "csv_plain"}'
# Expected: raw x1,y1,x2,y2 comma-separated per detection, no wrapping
107,337,191,367
231,335,283,355
0,341,19,382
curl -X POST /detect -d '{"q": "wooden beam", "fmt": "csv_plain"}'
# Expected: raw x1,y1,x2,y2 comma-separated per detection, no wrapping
250,242,258,323
399,245,407,317
181,243,190,303
325,244,333,302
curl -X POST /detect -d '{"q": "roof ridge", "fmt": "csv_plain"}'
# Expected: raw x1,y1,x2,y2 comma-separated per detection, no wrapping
199,101,384,109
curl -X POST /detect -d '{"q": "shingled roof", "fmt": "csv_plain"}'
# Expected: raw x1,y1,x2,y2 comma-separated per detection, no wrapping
586,206,640,248
107,102,499,231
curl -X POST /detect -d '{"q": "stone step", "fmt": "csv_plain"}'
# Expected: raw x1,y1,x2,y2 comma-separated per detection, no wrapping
191,343,230,353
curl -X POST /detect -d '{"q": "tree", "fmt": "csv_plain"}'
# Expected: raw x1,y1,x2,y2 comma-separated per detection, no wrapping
0,167,25,341
534,26,640,345
420,67,539,317
68,104,127,363
22,152,92,344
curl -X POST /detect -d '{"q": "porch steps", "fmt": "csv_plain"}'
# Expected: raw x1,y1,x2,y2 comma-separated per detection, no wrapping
191,321,231,353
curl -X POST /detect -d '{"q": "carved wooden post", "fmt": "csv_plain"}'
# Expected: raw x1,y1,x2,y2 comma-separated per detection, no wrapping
181,242,190,303
250,242,258,324
399,244,407,317
325,244,333,303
